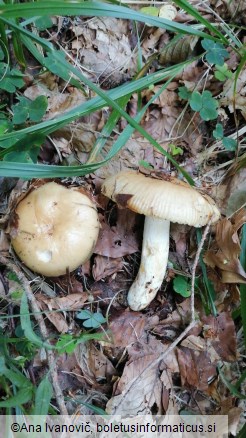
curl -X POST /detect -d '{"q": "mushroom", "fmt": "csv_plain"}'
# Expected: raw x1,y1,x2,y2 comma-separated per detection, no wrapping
101,170,220,311
10,182,99,276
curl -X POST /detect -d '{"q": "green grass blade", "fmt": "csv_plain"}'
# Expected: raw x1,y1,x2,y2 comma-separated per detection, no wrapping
20,293,57,350
196,228,217,316
87,95,131,163
0,387,33,408
218,366,246,399
33,377,53,415
1,20,195,180
172,0,237,46
0,1,220,41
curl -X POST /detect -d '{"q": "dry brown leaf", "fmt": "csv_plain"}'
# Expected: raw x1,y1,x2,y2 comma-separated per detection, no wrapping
159,35,198,65
177,346,217,391
106,356,163,415
142,28,165,51
109,311,149,347
202,312,237,362
35,292,88,333
37,298,69,333
211,0,246,23
106,335,179,415
177,313,237,390
94,210,139,258
37,292,88,311
75,341,117,387
221,69,246,119
94,137,153,179
25,85,87,119
152,299,195,338
92,255,123,281
204,210,246,283
139,84,204,156
72,17,136,86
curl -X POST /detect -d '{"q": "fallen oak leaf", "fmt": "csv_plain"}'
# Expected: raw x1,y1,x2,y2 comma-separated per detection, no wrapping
203,210,246,283
37,292,89,311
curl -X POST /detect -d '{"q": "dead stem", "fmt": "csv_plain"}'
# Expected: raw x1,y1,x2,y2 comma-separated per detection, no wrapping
0,254,68,416
191,220,212,323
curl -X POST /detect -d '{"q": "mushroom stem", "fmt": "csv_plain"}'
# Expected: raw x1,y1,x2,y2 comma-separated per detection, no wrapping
127,217,170,311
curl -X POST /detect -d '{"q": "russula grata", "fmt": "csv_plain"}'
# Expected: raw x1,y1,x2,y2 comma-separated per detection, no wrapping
10,182,99,276
102,170,220,311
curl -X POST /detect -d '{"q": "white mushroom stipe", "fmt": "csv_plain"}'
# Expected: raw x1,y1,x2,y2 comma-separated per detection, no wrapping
127,217,170,311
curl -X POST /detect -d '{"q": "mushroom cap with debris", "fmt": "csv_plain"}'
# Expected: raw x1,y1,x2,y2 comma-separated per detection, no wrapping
10,182,100,277
102,171,220,227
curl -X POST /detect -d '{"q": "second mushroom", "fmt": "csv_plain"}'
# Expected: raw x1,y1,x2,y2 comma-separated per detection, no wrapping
102,170,220,311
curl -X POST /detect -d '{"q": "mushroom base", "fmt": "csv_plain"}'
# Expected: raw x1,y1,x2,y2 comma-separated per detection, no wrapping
127,217,170,311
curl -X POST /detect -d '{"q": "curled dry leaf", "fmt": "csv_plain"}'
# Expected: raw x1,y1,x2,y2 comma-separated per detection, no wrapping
204,209,246,283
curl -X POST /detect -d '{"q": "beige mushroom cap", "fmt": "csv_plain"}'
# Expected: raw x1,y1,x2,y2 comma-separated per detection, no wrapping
102,171,220,227
11,182,99,276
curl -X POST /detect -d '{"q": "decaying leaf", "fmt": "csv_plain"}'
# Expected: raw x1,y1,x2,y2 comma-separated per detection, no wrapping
204,209,246,283
177,311,237,390
75,341,117,388
92,255,123,281
140,83,204,156
94,210,139,258
211,0,246,23
106,336,178,415
36,293,88,333
220,69,246,119
109,310,150,347
37,292,89,311
71,17,136,86
177,346,217,390
159,35,199,65
202,312,237,362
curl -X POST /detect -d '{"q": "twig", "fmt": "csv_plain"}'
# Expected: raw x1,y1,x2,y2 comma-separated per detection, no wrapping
190,219,212,323
0,254,68,416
